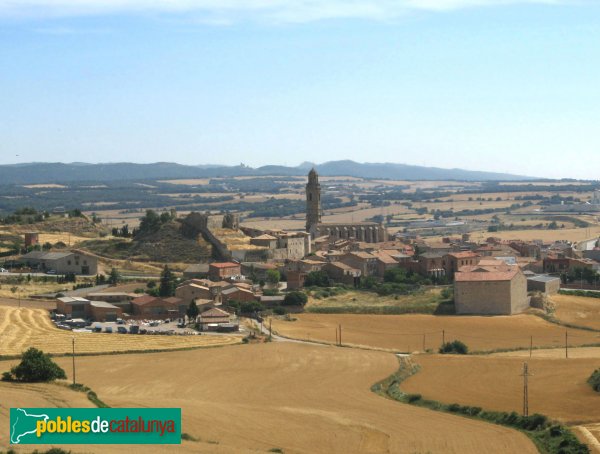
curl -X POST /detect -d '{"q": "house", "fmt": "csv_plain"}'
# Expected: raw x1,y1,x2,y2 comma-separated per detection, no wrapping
527,275,561,295
20,250,98,275
373,252,398,278
221,286,256,303
444,251,480,279
182,263,209,279
454,264,529,315
163,296,186,316
209,262,241,281
286,270,307,290
324,261,361,286
339,252,378,277
416,252,445,278
175,283,214,305
130,296,178,318
198,307,232,331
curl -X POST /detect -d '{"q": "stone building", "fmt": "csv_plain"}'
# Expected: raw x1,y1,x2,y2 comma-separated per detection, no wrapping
454,263,529,315
305,168,386,243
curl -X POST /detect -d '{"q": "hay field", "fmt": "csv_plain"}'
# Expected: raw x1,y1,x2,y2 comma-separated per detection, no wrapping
0,306,240,356
552,294,600,330
0,282,71,299
17,343,538,454
452,225,600,244
402,354,600,424
272,313,600,352
306,288,444,311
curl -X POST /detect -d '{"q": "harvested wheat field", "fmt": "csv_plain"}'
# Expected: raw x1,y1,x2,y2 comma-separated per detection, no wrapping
0,343,534,454
272,313,600,352
552,293,600,330
0,306,240,356
402,353,600,424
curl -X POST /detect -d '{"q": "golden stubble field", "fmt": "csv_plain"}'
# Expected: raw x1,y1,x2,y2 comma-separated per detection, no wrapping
0,306,240,356
402,352,600,424
272,313,600,352
552,293,600,330
0,343,534,454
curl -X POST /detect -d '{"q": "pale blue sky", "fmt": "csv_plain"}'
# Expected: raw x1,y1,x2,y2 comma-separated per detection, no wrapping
1,1,599,179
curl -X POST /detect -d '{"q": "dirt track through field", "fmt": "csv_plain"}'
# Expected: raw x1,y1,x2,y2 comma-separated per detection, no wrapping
26,343,538,454
0,306,240,356
273,313,600,352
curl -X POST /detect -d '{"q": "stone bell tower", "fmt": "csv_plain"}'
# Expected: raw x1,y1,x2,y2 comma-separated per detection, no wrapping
305,168,321,233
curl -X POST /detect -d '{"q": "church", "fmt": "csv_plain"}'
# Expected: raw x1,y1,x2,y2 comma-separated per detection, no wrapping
305,168,387,243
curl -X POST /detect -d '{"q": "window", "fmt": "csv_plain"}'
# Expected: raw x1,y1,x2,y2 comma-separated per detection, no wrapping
67,260,71,265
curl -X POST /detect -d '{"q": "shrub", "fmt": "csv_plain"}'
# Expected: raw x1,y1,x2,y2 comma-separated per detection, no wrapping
588,368,600,392
406,393,422,403
273,306,287,315
439,340,468,355
283,291,308,306
8,347,66,382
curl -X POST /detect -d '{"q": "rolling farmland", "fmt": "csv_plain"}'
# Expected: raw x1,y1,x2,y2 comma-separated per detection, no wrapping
5,343,536,454
272,313,600,352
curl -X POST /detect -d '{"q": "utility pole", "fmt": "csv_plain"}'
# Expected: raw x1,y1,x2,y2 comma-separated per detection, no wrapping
520,362,532,417
423,333,426,352
72,337,76,386
442,329,445,346
529,335,533,358
269,318,272,341
339,324,342,347
565,330,568,359
335,327,338,346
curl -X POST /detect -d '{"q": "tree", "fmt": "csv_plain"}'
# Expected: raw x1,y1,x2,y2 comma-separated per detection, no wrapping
108,268,120,285
137,210,161,236
439,340,468,355
266,269,281,285
6,347,66,382
186,300,199,322
283,291,308,306
588,368,600,393
159,265,176,297
304,271,330,287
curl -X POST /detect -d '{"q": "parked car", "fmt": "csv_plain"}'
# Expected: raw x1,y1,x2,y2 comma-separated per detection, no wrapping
46,269,57,275
116,318,125,325
129,325,140,334
0,268,8,273
117,326,128,334
104,326,113,333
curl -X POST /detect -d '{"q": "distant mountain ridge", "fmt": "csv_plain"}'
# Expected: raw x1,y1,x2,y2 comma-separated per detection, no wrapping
0,160,534,184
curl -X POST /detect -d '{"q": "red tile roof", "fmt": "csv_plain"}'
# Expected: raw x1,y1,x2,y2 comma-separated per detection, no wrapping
210,262,240,269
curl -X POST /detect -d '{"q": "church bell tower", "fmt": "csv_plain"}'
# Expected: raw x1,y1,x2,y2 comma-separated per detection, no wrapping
306,168,321,232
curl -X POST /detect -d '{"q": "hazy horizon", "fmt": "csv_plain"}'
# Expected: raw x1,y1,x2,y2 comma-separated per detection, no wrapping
2,1,600,179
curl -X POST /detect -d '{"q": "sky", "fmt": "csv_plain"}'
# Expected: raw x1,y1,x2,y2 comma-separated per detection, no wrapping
1,0,600,179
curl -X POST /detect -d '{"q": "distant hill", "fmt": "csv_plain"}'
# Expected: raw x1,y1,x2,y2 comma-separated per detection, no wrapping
0,160,533,184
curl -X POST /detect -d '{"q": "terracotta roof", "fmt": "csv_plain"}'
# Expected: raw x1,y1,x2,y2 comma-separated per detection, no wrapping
131,295,158,305
210,262,240,269
327,261,360,272
200,307,230,318
254,234,277,240
348,251,377,260
455,264,521,282
163,297,183,305
447,251,479,259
